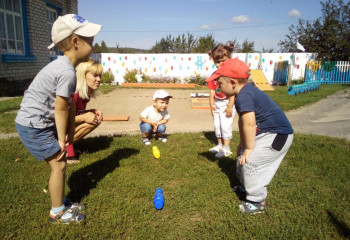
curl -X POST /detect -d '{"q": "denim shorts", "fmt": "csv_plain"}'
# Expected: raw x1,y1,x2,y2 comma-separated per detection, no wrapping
15,123,60,161
139,122,166,133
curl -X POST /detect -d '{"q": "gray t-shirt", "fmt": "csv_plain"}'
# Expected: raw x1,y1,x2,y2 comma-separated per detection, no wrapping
15,55,76,128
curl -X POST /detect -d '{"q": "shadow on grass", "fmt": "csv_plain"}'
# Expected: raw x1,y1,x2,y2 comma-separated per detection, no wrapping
74,136,114,154
203,131,217,145
199,151,241,198
327,210,350,238
67,147,139,202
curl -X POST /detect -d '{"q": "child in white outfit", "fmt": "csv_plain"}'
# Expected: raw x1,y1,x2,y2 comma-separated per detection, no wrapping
139,90,172,145
207,42,235,158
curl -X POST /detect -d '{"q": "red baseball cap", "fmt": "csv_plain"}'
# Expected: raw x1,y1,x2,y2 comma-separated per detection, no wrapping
206,58,250,82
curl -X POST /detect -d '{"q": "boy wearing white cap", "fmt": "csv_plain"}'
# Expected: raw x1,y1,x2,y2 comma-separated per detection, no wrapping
139,90,172,145
15,14,102,223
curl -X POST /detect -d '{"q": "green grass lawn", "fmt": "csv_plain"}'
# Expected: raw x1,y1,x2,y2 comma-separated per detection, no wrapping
1,84,350,239
0,132,349,239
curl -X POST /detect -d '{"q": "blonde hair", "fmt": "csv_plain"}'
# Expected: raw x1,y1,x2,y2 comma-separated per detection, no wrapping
76,60,103,100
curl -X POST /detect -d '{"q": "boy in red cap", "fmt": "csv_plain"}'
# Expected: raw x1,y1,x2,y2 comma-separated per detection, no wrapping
206,58,294,214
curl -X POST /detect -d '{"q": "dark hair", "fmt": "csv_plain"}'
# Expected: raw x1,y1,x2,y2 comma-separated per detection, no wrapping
208,41,234,62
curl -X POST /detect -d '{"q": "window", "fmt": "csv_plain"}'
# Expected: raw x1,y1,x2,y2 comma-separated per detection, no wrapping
47,6,59,56
0,0,24,54
1,0,36,62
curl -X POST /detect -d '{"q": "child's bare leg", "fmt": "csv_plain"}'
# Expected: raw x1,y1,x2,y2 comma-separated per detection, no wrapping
74,122,98,143
46,155,66,208
223,138,230,146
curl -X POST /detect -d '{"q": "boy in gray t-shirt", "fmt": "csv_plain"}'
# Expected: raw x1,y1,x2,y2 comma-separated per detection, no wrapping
15,14,102,224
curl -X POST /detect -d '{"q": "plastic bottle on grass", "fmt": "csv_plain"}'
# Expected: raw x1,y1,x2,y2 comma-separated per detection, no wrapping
152,146,160,159
153,188,164,210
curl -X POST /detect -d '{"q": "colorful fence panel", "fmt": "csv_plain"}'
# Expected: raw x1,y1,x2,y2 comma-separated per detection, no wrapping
305,61,350,84
273,61,289,85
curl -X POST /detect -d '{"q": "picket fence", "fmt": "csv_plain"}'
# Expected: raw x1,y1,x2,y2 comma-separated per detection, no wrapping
304,61,350,84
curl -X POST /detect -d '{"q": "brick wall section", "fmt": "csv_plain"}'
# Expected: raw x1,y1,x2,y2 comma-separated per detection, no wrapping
0,0,78,96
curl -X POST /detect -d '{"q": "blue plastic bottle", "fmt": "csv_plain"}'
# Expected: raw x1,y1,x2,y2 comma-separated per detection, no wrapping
153,188,164,210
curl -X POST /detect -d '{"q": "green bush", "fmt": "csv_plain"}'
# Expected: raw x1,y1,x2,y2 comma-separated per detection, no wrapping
101,71,114,84
123,69,138,83
184,74,207,86
124,70,149,83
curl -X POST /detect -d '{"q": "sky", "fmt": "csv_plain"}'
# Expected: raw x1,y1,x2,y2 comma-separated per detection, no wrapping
78,0,323,52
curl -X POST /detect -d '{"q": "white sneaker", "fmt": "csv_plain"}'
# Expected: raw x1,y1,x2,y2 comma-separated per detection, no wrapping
158,136,167,143
141,138,151,145
215,148,232,158
209,145,222,153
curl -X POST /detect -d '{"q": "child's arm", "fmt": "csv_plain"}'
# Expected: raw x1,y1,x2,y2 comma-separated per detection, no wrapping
239,111,256,165
55,96,71,161
224,96,235,117
75,111,101,125
140,116,157,127
67,101,76,145
209,89,216,117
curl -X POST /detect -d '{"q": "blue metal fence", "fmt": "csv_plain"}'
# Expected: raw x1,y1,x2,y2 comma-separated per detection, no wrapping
304,61,350,84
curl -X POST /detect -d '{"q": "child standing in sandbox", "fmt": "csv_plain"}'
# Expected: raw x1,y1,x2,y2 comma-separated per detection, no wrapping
139,90,172,145
207,42,236,158
15,14,102,223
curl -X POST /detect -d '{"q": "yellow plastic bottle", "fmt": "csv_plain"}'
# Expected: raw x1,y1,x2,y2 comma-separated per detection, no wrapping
152,146,160,159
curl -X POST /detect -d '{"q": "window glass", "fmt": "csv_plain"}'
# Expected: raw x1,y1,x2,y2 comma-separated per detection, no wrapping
0,39,7,52
6,14,15,39
4,0,12,11
8,39,15,52
13,0,20,13
17,40,23,53
15,16,23,40
0,12,5,38
0,0,4,9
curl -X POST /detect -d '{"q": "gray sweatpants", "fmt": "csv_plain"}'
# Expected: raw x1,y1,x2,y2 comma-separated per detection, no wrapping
236,132,294,203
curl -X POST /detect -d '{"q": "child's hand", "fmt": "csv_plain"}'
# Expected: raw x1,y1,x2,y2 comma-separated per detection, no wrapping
236,142,245,157
210,105,217,117
239,149,253,165
57,140,66,161
225,107,233,117
95,110,103,122
152,123,158,133
84,112,99,125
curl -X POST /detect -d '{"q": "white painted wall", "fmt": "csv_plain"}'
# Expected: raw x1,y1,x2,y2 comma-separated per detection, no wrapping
91,52,316,85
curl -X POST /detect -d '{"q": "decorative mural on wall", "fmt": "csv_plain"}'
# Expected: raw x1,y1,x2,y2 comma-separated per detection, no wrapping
91,53,315,85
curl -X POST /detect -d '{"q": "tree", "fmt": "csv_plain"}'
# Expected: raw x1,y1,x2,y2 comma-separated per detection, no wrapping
279,0,350,61
239,39,255,53
262,47,274,53
100,41,109,53
194,34,216,53
93,43,101,53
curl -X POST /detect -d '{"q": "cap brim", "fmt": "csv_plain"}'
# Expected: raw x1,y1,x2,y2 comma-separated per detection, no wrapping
74,23,102,37
205,71,221,82
47,43,55,49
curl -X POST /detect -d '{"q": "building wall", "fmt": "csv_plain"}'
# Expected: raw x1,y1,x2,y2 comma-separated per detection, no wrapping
0,0,78,96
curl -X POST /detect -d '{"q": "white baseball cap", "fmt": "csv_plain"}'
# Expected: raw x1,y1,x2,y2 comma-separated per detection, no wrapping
48,14,102,49
153,90,173,100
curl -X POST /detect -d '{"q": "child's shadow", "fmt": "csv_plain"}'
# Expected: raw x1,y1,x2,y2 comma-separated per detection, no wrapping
67,147,139,202
199,151,243,200
203,131,217,144
74,136,115,154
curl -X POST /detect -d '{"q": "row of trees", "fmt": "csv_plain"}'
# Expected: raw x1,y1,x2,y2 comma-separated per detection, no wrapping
93,0,349,61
